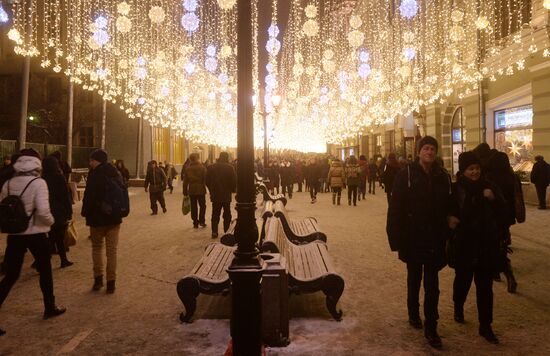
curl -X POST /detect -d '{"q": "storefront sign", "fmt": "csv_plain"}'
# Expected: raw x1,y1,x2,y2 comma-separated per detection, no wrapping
495,105,533,130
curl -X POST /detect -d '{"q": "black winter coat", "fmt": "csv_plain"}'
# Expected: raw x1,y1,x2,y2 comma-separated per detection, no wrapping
82,163,124,227
145,167,166,193
386,162,452,269
43,172,73,226
449,177,507,272
305,163,322,184
206,162,236,203
382,163,400,193
280,165,295,185
531,160,550,187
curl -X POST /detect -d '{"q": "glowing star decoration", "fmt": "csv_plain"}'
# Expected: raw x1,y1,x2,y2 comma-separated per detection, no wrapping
181,12,200,32
403,47,416,60
302,19,319,37
148,6,165,24
95,16,108,29
399,0,418,19
359,50,370,62
184,0,199,12
7,28,21,44
268,24,280,38
358,63,371,79
117,2,131,15
92,30,110,47
475,16,489,30
349,15,362,30
206,45,216,57
217,0,236,10
266,38,281,55
0,4,9,23
509,141,521,156
348,30,364,48
116,16,132,33
304,5,317,18
205,57,218,72
220,45,232,58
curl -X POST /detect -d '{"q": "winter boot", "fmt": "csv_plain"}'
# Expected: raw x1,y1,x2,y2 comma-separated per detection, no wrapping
504,262,518,293
332,193,336,205
106,280,116,294
479,324,499,344
92,275,104,291
424,322,442,349
454,305,465,323
337,196,341,205
43,297,67,320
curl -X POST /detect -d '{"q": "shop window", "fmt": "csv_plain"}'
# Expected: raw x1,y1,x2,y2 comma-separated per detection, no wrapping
494,105,533,167
375,134,382,156
451,107,466,176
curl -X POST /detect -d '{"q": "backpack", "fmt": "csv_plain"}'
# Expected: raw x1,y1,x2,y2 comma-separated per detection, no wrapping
101,174,130,218
0,178,39,233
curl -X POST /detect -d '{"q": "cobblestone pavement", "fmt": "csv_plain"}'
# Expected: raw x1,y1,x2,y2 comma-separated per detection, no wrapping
1,185,550,355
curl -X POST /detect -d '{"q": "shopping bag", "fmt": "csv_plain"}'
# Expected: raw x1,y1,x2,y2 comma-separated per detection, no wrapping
182,195,191,215
64,220,78,247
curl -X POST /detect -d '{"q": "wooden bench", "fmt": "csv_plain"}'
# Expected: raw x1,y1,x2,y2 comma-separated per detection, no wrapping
221,201,274,246
176,243,236,323
262,218,344,321
273,200,327,244
256,182,287,206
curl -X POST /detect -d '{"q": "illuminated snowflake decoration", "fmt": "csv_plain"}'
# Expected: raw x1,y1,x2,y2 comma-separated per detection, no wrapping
451,9,464,23
399,0,418,19
149,6,165,24
181,12,200,32
475,16,489,30
117,2,131,15
323,60,335,73
116,16,132,33
403,31,415,43
137,56,147,66
161,86,170,97
92,30,110,47
205,57,218,72
206,44,217,57
266,63,274,73
218,73,229,84
323,49,334,60
135,67,147,79
349,15,362,30
8,28,21,43
358,63,371,79
403,47,416,61
266,38,281,55
304,5,317,18
0,4,9,23
183,0,199,12
268,24,280,38
217,0,236,10
450,25,465,42
302,19,319,37
220,45,232,58
95,16,108,29
348,30,365,48
359,50,370,62
137,97,146,105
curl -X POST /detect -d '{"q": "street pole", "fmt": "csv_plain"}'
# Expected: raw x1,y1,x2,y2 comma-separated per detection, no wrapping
135,117,142,178
263,112,268,172
101,99,106,149
18,1,33,151
228,0,262,354
67,80,74,166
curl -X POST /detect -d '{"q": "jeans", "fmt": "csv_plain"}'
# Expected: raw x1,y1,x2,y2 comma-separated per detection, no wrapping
190,194,206,226
282,183,293,198
211,201,232,234
368,178,376,194
0,234,55,309
149,191,166,213
536,184,547,208
453,265,493,326
49,222,69,263
90,224,121,282
309,183,318,199
406,262,440,325
347,185,358,205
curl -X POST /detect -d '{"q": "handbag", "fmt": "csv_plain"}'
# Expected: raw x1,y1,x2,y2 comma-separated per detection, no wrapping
182,195,191,215
64,220,78,247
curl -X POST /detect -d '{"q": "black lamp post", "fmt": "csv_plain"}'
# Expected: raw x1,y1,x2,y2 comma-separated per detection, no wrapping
258,94,280,172
228,0,263,354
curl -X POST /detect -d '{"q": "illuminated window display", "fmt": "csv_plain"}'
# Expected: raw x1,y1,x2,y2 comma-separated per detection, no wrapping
494,105,533,165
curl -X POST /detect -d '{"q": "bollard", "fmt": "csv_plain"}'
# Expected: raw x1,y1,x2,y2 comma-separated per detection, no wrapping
260,253,289,347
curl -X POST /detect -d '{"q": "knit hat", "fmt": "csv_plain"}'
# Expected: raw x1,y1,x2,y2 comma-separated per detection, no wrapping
89,148,108,163
417,136,438,153
458,151,481,173
19,148,42,160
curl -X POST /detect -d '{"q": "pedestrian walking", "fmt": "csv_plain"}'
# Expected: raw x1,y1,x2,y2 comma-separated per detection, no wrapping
42,156,73,268
144,160,167,215
344,155,361,206
0,149,66,336
386,136,451,349
206,152,236,238
183,153,207,228
305,158,322,203
368,158,378,194
327,158,344,205
530,155,550,209
280,160,295,199
269,161,280,194
358,155,368,200
82,149,129,294
295,160,304,192
164,161,178,194
447,151,506,344
382,153,401,203
49,151,72,183
115,160,130,187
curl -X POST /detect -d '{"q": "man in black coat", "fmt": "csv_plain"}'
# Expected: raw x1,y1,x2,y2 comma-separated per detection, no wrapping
82,149,126,294
530,155,550,209
206,152,236,238
144,160,167,215
279,160,295,199
305,158,322,203
386,136,452,349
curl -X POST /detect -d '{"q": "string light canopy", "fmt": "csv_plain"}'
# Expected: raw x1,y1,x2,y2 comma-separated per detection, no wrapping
4,0,550,151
